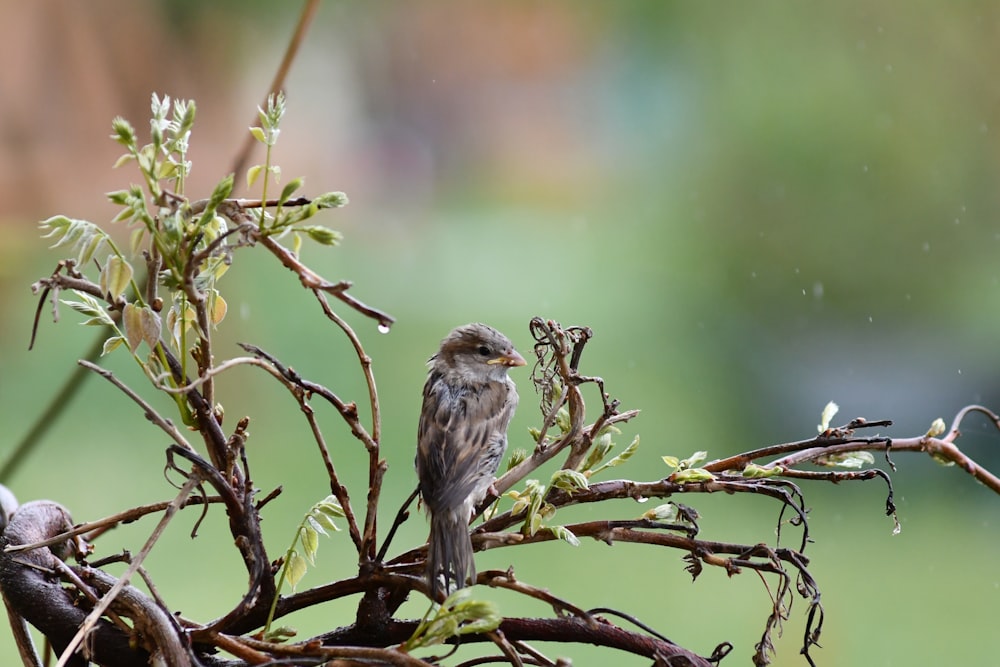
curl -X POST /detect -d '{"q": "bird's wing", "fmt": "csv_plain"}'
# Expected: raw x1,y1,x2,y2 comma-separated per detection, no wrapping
416,374,514,511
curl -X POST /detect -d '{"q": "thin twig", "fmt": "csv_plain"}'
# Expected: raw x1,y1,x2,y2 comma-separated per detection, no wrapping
376,487,419,563
236,343,366,551
493,410,640,498
230,0,323,181
77,359,194,451
4,495,219,555
54,471,202,667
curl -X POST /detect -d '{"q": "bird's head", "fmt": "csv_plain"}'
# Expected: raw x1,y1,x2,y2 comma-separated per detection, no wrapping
431,323,526,383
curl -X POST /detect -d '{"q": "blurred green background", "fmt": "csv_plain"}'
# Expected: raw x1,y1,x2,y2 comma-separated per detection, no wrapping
2,2,999,665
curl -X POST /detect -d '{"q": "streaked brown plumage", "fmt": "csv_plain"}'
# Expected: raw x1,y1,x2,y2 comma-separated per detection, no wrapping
416,323,526,597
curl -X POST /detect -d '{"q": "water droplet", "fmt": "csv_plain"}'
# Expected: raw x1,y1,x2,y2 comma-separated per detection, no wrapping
377,323,391,334
813,282,824,299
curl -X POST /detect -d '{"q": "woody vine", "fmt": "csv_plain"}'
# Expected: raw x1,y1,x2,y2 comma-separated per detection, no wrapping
4,94,1000,667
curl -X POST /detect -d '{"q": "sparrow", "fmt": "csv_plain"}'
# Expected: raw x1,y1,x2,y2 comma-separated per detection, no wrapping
416,323,527,597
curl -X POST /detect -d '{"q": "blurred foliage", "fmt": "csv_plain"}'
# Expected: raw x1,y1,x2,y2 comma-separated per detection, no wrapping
2,2,999,664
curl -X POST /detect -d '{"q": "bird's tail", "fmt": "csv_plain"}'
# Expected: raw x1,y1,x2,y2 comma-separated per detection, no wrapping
427,509,475,598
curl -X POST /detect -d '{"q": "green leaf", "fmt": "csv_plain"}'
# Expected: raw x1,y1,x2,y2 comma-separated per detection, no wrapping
815,451,875,469
61,292,114,327
306,515,328,537
402,589,501,651
314,509,342,532
312,191,349,209
663,448,707,472
106,190,130,206
300,525,319,564
139,305,161,350
579,432,614,472
262,626,298,642
110,116,136,147
101,336,125,356
506,448,528,470
249,126,267,144
246,164,263,188
930,452,956,467
157,160,178,180
642,503,679,521
926,418,946,438
550,469,588,495
189,174,234,233
285,550,307,590
122,303,160,352
78,230,105,266
112,153,135,169
278,177,303,205
818,401,840,433
742,463,782,478
128,227,145,256
548,525,580,546
39,215,107,266
555,405,572,433
172,98,196,138
100,255,133,300
208,290,227,325
507,490,529,515
680,451,708,468
122,303,143,352
671,468,716,484
315,499,345,518
296,225,343,246
592,434,640,475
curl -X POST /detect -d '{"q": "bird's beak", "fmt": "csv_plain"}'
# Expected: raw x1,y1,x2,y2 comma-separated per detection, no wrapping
489,350,527,367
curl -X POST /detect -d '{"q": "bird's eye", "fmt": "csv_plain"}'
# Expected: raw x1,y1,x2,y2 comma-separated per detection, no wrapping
477,345,491,356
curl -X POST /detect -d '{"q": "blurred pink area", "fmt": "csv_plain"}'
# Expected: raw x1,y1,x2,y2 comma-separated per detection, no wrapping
0,2,603,232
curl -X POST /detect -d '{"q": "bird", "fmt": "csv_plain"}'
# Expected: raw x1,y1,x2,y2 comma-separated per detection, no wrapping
416,323,527,598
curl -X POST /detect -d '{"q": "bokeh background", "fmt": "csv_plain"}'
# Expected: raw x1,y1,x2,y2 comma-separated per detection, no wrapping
2,2,999,664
